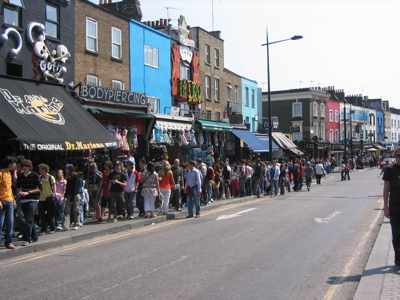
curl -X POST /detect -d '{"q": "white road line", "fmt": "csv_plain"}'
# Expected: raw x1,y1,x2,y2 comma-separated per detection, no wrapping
314,211,341,223
216,208,257,220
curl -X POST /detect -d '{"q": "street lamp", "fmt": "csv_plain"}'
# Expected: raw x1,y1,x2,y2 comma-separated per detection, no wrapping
262,28,303,161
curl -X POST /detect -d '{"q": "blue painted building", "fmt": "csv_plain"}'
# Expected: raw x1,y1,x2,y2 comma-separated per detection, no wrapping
241,77,258,132
130,19,171,114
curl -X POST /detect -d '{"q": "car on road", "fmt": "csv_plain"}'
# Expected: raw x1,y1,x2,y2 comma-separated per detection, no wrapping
380,158,395,169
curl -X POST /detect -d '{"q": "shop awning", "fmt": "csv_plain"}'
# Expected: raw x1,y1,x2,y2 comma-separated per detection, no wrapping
373,143,385,150
197,119,232,132
232,129,271,153
154,113,193,131
84,106,154,119
271,132,304,155
255,134,280,151
0,76,118,151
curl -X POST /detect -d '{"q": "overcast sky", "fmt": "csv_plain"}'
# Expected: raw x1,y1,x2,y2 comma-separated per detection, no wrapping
91,0,400,108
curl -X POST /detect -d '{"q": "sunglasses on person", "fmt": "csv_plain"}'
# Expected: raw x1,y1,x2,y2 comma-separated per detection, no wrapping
21,164,30,167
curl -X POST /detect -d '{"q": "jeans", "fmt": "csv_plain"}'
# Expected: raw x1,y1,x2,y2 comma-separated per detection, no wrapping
239,178,247,197
109,191,125,216
305,176,312,190
390,204,400,263
279,177,286,195
56,201,66,228
21,201,38,243
125,192,137,217
15,194,25,234
245,178,252,196
187,185,200,216
252,178,260,197
270,179,279,196
315,174,322,184
0,200,14,246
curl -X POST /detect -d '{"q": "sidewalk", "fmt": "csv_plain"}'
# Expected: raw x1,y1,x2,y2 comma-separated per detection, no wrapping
0,194,259,261
354,219,400,300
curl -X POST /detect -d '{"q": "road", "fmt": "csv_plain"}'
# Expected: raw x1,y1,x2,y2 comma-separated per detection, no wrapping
0,168,384,300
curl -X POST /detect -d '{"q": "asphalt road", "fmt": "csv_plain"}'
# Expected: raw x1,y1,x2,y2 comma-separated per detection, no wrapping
0,168,384,300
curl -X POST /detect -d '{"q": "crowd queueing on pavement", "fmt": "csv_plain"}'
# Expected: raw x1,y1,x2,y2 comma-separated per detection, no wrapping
0,152,387,250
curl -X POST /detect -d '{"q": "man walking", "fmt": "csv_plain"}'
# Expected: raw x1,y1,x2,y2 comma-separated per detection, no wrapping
107,161,127,222
124,160,140,219
185,160,202,218
171,159,184,211
268,160,280,197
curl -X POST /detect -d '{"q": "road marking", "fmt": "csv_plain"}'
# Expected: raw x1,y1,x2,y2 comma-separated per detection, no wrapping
323,199,383,300
314,211,341,223
216,208,257,220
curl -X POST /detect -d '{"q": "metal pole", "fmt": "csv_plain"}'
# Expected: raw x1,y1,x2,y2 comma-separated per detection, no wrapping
266,27,273,161
343,105,347,161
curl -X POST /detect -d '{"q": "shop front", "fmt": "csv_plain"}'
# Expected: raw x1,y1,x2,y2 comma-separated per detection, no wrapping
271,132,304,159
231,128,270,161
0,75,118,169
79,84,155,162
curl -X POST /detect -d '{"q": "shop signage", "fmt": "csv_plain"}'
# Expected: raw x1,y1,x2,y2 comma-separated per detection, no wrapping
177,15,196,48
80,85,147,106
22,141,115,151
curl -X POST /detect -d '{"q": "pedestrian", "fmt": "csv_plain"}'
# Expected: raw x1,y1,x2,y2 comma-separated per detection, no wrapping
87,163,102,220
55,169,67,231
230,164,240,198
37,163,56,235
63,164,83,230
304,162,314,191
278,163,287,196
268,160,280,197
252,158,262,197
124,160,140,219
136,159,146,217
17,159,42,246
222,162,231,199
98,160,112,223
314,161,324,184
0,156,17,249
107,161,127,222
171,159,184,211
158,160,175,215
184,160,202,218
239,159,247,197
383,146,400,268
140,161,160,218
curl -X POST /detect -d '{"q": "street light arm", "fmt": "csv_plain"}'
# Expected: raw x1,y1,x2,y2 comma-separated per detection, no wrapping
261,35,303,46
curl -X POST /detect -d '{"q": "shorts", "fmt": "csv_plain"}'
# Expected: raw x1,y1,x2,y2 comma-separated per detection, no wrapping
101,196,110,208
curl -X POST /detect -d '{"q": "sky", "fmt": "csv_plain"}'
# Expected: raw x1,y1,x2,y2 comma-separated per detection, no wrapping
92,0,400,108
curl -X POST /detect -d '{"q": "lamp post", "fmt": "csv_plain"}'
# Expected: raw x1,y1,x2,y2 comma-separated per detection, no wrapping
262,28,303,161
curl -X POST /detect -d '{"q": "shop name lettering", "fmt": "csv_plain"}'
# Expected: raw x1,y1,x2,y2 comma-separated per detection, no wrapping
80,85,147,105
23,141,116,151
0,89,65,125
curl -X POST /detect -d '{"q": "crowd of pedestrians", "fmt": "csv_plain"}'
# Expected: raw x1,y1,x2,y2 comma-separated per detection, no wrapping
0,152,388,250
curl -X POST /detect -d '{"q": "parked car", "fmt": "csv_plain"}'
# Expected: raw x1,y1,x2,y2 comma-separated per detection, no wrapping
380,158,395,169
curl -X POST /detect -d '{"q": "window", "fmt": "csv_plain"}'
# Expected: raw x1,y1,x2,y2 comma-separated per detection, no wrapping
313,121,318,137
292,102,302,117
112,80,123,90
45,4,59,39
320,103,324,117
313,102,318,116
329,129,334,142
205,76,211,99
86,75,99,86
180,62,190,79
144,45,158,68
214,48,219,67
334,110,339,122
335,129,339,142
86,18,98,52
8,0,24,7
4,6,20,26
215,112,220,121
147,97,159,114
214,78,220,101
205,44,210,64
227,84,232,101
111,27,122,59
245,87,249,106
321,123,325,140
251,89,255,107
292,122,303,141
205,110,212,120
234,85,238,102
329,110,333,122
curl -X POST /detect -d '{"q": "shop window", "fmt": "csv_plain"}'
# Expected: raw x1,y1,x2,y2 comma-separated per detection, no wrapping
144,45,158,68
112,27,122,59
45,3,59,39
86,18,98,52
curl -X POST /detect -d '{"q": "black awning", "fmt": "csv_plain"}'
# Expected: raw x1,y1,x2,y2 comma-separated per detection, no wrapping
0,76,118,151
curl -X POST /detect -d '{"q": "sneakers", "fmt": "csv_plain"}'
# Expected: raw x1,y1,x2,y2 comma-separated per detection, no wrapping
186,215,193,218
194,215,200,218
128,216,134,220
56,227,63,231
112,218,117,223
37,232,46,236
21,241,30,246
117,216,123,221
48,231,55,234
6,244,16,250
73,226,79,230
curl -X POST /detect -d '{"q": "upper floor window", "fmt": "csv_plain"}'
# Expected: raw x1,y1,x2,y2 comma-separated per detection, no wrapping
313,102,318,116
205,75,211,99
86,74,99,86
111,27,122,59
147,96,159,114
205,44,210,64
251,89,255,107
234,85,238,102
292,102,302,117
214,48,219,67
7,0,24,7
112,80,123,90
334,110,339,122
245,87,249,106
144,45,158,68
329,109,333,122
45,3,59,39
180,62,190,80
4,5,20,26
227,83,232,101
86,18,98,52
214,78,220,101
320,103,324,117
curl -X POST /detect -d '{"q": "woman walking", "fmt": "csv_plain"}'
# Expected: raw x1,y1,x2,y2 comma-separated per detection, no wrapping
158,161,175,215
140,162,160,218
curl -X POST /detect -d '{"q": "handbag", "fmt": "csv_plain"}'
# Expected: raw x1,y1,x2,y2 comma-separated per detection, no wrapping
155,195,162,208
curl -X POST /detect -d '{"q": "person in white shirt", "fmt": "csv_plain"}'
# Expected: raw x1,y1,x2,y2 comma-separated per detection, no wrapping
314,161,324,184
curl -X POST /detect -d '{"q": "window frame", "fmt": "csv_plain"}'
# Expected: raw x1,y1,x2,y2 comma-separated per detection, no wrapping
245,87,249,106
334,110,339,123
292,121,303,141
45,3,59,39
112,80,123,90
86,74,99,86
234,85,239,103
227,83,232,102
313,102,318,117
147,96,160,114
3,5,20,27
320,103,324,117
214,78,220,101
251,89,255,107
329,109,333,122
205,75,211,99
86,17,98,52
292,102,302,117
111,27,122,59
144,45,159,68
214,48,219,68
205,44,210,64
